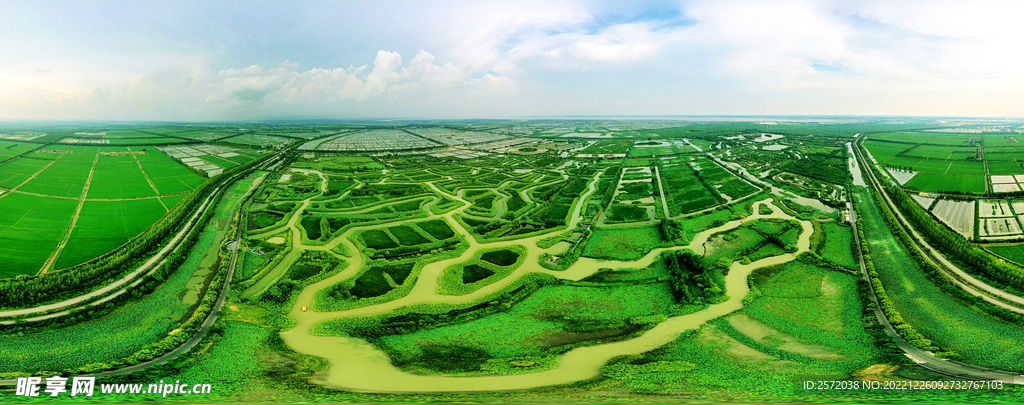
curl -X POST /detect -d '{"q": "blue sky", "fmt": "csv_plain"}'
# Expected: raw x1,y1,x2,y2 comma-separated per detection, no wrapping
1,0,1022,120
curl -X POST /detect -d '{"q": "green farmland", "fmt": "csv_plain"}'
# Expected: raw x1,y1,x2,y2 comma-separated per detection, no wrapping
7,119,1024,404
0,143,209,275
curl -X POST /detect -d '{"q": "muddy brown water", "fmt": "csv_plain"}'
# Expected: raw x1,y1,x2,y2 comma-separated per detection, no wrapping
275,190,812,392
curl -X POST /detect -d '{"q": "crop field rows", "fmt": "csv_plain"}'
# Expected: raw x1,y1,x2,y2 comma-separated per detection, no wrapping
864,132,1024,194
405,127,509,146
316,130,441,151
0,145,207,275
659,160,720,216
18,119,1024,404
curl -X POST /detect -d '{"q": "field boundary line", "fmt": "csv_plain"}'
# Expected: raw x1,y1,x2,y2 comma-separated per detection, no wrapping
0,157,59,201
128,146,168,211
38,151,101,274
654,165,670,218
856,137,1024,312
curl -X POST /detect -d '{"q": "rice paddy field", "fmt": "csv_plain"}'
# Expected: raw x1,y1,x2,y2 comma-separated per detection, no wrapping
13,120,1024,403
856,187,1024,372
0,142,209,276
864,132,1024,195
659,161,720,216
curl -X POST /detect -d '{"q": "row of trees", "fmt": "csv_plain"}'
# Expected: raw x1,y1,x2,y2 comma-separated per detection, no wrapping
0,183,223,334
867,186,1024,327
869,154,1024,293
854,191,941,352
0,155,270,309
1,233,233,378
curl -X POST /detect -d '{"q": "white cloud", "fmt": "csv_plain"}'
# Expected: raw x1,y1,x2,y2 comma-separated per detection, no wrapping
5,1,1024,119
3,49,513,119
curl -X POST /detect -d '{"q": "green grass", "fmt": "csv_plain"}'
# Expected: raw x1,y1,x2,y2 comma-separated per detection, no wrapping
376,281,676,369
158,321,276,395
17,157,94,198
239,251,269,281
360,229,399,249
0,157,52,188
744,260,881,361
607,204,649,222
660,163,719,215
583,226,663,261
703,226,765,265
505,192,528,212
461,264,494,284
136,147,205,194
438,245,527,295
616,181,652,200
417,219,455,239
946,161,985,175
300,216,322,240
250,211,284,230
819,223,857,269
480,249,521,266
349,262,416,299
858,187,1024,372
987,161,1023,175
0,140,42,160
0,207,226,371
578,140,631,154
904,172,985,194
913,159,952,173
0,193,78,277
390,225,430,245
56,199,168,269
85,153,159,199
985,244,1024,265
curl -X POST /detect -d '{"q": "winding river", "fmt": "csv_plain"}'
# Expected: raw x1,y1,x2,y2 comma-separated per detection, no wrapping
265,169,812,393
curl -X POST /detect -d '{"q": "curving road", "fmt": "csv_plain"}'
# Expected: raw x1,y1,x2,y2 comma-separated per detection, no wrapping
849,196,1023,384
853,137,1024,314
0,168,267,386
850,142,1024,384
0,155,282,322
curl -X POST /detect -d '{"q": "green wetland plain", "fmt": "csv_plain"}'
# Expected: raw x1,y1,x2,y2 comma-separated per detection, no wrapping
2,119,1024,403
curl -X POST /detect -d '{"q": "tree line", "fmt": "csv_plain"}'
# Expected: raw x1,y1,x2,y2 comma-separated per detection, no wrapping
869,159,1024,294
0,155,270,309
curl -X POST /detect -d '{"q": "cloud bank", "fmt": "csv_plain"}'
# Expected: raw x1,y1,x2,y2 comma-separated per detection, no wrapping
2,0,1024,119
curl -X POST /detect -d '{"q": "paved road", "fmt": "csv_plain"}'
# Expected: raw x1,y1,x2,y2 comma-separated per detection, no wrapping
853,137,1024,314
0,188,222,319
0,156,282,320
848,159,1023,384
0,168,266,386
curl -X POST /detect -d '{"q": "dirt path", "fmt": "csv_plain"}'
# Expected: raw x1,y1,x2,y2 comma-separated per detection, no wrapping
128,146,168,210
0,157,59,201
39,152,101,274
654,165,670,218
